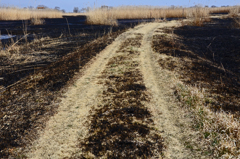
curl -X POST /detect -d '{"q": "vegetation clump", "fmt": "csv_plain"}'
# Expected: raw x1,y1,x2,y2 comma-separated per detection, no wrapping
30,18,45,25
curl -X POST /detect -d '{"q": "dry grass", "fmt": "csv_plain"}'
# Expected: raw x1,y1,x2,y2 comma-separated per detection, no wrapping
0,7,62,20
209,7,232,14
30,18,45,25
62,13,86,16
152,25,240,157
228,6,240,17
0,36,50,64
175,82,240,157
86,6,211,25
186,7,211,26
87,6,240,26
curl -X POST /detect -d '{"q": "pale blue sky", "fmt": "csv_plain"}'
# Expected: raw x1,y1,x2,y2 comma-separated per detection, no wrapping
0,0,239,12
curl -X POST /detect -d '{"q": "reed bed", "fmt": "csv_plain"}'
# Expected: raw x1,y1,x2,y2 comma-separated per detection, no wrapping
87,6,240,26
86,6,210,25
228,6,240,17
209,6,240,14
0,7,62,20
209,7,232,14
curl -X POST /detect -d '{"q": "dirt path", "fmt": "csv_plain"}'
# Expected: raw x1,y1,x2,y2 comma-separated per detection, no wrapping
139,21,200,158
26,22,199,158
26,30,128,158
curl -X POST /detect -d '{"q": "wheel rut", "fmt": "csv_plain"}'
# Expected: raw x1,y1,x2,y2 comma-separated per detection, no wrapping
26,22,197,159
140,21,196,159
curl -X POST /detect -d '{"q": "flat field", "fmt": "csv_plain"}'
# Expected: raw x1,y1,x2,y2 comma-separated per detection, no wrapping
0,9,240,158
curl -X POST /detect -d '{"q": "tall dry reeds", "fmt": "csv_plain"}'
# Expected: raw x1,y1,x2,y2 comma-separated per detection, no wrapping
86,6,210,25
209,6,232,14
228,6,240,17
185,7,210,26
0,7,62,20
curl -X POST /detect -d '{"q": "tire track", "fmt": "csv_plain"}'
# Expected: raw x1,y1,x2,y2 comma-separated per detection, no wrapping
25,28,136,159
26,24,160,159
73,32,164,158
26,21,199,159
140,21,200,158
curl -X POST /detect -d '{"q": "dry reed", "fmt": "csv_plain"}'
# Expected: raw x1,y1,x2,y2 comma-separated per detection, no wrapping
228,6,240,17
209,7,232,14
86,6,211,25
0,7,62,20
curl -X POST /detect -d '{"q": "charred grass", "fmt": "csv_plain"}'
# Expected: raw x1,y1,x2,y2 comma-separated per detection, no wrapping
72,34,164,158
0,29,127,158
152,18,240,157
0,18,132,88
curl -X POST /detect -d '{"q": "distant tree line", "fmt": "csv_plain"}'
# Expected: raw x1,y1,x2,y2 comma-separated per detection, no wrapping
21,5,65,13
73,7,90,13
73,5,113,13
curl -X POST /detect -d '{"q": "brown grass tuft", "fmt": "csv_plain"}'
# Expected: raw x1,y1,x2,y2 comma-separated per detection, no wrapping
186,7,210,26
30,18,45,25
86,9,118,26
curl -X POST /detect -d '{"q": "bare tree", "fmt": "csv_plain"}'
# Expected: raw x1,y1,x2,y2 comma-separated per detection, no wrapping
55,6,60,10
73,7,79,13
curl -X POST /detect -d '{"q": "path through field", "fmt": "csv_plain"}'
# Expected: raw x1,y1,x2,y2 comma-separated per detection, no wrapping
26,21,199,158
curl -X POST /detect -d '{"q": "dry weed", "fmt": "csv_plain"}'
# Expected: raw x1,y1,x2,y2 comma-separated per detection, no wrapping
185,7,210,26
86,9,118,26
30,18,45,25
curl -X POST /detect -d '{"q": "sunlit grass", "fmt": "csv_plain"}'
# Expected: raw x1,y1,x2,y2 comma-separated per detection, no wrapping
86,6,211,25
0,7,62,20
86,6,240,26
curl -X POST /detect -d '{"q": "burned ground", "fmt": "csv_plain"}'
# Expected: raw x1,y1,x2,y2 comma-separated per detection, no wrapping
0,16,139,88
152,18,240,115
0,27,132,158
